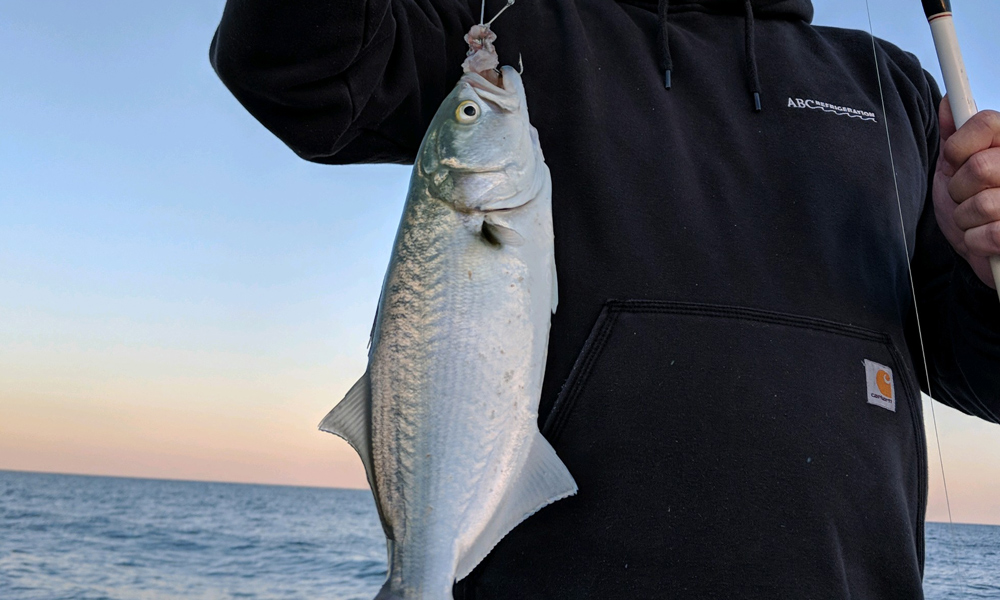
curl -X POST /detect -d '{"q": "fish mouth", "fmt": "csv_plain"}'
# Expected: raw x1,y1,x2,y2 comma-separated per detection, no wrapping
432,167,522,208
463,72,505,94
461,68,522,112
435,159,512,175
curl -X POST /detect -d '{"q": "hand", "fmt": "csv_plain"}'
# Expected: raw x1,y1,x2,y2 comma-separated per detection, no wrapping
933,97,1000,289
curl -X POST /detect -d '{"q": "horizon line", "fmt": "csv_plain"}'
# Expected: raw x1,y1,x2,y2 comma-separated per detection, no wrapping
0,467,369,493
1,467,996,528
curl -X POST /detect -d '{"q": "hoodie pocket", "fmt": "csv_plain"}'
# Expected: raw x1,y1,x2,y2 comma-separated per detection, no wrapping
535,299,927,597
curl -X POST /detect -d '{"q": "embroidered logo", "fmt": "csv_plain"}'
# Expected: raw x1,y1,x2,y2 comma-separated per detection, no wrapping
863,359,895,412
787,97,877,122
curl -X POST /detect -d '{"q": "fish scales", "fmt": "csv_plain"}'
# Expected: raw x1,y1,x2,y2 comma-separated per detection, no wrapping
321,59,576,600
376,202,532,593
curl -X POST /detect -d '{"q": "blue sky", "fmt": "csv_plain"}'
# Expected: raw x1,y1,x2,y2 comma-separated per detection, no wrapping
1,0,998,522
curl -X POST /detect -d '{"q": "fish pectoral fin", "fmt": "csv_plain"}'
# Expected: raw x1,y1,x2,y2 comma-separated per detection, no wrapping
481,217,524,247
319,371,395,540
454,432,578,580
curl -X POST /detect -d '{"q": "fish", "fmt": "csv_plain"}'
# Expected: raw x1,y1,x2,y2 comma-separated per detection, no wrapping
318,41,576,600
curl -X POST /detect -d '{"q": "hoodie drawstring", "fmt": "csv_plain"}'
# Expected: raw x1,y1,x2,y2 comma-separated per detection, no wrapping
744,0,762,111
656,0,763,112
657,0,672,89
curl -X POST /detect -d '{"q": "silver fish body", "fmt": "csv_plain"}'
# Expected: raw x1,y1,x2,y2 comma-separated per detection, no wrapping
320,66,576,600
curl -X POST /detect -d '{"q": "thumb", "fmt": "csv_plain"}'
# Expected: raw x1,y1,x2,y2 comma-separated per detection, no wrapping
939,95,957,143
938,95,958,176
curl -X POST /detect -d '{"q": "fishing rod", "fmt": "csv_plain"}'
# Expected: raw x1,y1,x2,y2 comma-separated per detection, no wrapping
923,0,1000,301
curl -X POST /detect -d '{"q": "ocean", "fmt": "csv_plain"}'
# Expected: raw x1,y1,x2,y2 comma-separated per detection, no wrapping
0,470,996,599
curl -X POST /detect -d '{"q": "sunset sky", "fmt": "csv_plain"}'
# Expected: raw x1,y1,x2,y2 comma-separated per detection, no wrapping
2,0,999,525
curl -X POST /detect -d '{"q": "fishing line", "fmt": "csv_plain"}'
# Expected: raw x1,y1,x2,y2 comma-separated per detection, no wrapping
480,0,515,27
862,0,965,592
486,0,515,27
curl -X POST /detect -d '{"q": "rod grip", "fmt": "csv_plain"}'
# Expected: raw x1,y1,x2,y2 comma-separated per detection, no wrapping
992,258,1000,294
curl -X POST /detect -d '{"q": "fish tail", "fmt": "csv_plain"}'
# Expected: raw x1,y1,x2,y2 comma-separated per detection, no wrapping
374,578,454,600
374,581,405,600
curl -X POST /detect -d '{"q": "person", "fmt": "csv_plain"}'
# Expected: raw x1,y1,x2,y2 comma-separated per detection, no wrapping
209,0,1000,597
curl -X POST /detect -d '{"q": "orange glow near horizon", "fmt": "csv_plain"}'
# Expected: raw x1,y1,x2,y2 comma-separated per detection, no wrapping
0,351,371,490
3,366,999,526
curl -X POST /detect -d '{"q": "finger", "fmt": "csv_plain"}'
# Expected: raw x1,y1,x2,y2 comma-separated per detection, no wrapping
963,221,1000,257
947,146,1000,203
938,98,959,177
943,109,1000,173
953,188,1000,231
939,96,957,143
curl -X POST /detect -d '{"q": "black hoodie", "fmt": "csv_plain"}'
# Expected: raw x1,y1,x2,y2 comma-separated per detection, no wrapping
210,0,1000,597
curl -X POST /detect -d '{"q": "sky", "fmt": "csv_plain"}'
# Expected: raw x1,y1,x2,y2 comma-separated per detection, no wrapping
1,0,998,525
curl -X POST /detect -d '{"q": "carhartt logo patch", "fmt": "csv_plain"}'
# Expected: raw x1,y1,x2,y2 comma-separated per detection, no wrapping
863,359,895,412
787,97,877,122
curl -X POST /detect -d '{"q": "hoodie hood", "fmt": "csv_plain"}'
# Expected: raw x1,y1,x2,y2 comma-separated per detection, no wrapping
620,0,814,22
642,0,813,110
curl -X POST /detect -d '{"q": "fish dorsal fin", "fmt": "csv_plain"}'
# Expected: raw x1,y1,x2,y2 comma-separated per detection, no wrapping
318,371,395,540
454,432,577,580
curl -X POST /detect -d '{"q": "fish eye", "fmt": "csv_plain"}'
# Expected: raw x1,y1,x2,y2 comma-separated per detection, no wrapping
455,101,480,124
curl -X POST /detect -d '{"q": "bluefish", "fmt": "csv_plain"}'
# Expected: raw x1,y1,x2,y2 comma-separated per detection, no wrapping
319,53,576,599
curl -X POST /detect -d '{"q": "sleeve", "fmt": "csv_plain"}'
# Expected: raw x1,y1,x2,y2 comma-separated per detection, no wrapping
909,71,1000,424
209,0,478,165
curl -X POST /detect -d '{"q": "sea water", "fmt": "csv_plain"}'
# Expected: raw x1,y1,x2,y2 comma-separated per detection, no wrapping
1,470,996,599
